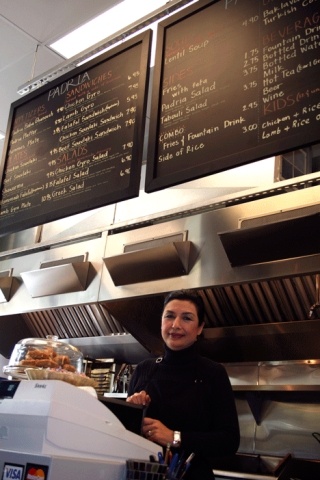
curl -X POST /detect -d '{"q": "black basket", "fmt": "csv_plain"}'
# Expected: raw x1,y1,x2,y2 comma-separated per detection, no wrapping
126,459,168,480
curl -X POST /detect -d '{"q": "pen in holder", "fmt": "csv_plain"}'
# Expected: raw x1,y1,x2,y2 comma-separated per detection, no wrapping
164,443,171,464
165,451,195,480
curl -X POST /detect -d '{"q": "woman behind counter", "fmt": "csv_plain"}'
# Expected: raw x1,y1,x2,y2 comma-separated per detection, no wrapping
126,290,240,480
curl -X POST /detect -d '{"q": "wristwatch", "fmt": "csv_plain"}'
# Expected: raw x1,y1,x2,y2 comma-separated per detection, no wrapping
172,430,181,447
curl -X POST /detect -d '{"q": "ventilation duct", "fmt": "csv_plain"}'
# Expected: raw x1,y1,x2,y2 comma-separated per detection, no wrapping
219,211,320,267
103,233,195,285
21,255,91,298
0,269,14,303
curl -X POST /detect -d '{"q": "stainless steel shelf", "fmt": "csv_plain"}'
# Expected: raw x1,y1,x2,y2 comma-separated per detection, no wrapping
232,385,320,424
233,385,320,391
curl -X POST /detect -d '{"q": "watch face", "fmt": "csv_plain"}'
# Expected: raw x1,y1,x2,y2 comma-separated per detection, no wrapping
173,431,181,446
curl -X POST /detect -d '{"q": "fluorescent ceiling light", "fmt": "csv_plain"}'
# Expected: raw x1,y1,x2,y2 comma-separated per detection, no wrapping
51,0,168,59
18,0,197,95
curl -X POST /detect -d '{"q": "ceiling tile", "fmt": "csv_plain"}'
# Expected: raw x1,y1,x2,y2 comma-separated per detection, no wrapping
0,0,121,44
0,18,37,71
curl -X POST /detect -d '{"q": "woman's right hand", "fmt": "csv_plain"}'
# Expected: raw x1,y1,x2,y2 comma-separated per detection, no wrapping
126,390,151,406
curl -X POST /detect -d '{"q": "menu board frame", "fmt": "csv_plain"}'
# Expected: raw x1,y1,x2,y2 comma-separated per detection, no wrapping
145,0,320,193
0,29,152,235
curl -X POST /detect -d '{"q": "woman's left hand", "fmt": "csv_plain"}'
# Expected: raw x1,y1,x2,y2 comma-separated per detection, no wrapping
126,390,151,406
142,416,174,447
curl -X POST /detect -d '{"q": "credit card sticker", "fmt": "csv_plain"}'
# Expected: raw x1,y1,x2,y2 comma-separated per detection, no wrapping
2,463,24,480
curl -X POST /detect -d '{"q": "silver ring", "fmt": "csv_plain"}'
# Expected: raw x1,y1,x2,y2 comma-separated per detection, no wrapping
147,430,152,437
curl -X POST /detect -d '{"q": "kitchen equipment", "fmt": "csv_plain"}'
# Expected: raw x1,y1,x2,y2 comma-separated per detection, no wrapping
312,432,320,444
90,363,115,395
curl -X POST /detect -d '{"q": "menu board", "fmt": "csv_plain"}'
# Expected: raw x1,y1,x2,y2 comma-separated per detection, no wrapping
145,0,320,192
0,30,152,235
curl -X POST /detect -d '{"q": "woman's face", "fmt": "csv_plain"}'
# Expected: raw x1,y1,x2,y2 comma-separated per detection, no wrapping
161,299,204,350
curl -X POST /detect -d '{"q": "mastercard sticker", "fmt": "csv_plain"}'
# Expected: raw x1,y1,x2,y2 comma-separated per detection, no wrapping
24,465,48,480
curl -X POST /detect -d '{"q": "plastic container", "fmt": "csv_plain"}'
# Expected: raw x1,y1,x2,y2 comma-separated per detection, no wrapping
3,335,83,379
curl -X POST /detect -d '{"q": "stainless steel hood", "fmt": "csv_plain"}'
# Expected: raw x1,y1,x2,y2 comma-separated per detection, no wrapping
0,186,319,364
6,273,319,363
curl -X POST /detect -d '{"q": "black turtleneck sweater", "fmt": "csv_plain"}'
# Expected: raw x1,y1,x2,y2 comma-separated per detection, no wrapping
128,344,240,479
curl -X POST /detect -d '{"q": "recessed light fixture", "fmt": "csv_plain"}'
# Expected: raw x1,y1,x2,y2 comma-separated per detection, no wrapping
50,0,169,59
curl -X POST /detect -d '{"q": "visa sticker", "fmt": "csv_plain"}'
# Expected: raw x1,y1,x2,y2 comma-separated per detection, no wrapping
2,464,24,480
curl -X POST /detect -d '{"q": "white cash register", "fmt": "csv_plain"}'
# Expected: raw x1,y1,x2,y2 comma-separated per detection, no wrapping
0,380,158,480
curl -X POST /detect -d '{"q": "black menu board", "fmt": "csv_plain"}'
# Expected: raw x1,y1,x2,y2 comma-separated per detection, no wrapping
145,0,320,192
0,30,152,235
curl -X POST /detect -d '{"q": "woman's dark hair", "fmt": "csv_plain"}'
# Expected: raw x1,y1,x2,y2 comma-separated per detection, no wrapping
163,290,205,325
